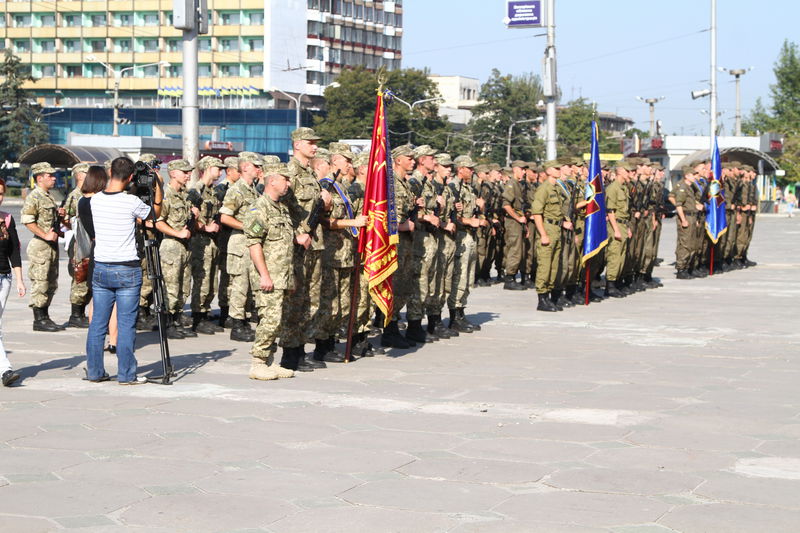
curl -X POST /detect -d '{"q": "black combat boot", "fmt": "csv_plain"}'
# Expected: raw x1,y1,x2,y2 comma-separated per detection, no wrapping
175,312,197,337
448,308,473,333
136,306,155,331
537,293,557,312
165,313,185,339
381,320,412,348
458,308,481,331
606,281,624,298
503,275,525,291
217,306,229,328
230,319,255,342
405,319,429,344
428,314,451,339
192,312,217,335
42,306,65,331
294,345,319,371
549,290,564,311
33,307,61,332
280,346,299,371
68,303,90,328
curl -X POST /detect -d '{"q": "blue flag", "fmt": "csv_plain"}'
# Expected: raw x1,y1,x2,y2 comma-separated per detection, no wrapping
705,137,727,243
582,121,609,264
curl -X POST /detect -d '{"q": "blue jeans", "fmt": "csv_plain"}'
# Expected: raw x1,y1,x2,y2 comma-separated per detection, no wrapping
86,263,142,382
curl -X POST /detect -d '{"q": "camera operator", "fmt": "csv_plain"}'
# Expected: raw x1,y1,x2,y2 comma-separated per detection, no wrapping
85,157,162,385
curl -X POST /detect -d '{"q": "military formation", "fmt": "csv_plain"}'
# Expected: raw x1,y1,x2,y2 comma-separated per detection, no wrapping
20,130,760,380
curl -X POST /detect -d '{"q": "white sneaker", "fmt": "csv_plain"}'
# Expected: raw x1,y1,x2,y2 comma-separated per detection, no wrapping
119,376,148,386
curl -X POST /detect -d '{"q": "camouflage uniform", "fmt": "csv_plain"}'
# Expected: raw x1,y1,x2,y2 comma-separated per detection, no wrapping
408,168,439,323
64,181,90,307
392,173,416,321
158,185,193,315
219,177,259,321
348,179,373,335
449,178,478,311
189,160,225,319
22,185,60,309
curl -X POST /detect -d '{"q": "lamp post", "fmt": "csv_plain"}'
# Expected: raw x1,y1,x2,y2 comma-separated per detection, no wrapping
87,56,170,136
271,88,308,130
506,118,542,167
387,95,445,144
635,96,666,137
719,67,753,136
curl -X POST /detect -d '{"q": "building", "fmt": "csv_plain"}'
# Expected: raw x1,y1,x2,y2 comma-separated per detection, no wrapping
597,112,634,138
428,75,480,128
1,0,404,153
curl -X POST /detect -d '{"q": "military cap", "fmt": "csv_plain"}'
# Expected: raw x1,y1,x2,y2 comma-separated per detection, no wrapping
264,163,292,178
529,163,543,174
502,168,513,177
238,152,264,166
224,156,239,169
527,162,538,170
729,160,743,168
511,160,528,169
681,165,696,175
413,145,437,159
71,163,89,177
197,156,225,172
261,155,281,165
391,144,415,159
31,162,56,175
475,164,489,174
353,152,370,168
651,162,664,170
138,153,158,164
453,155,477,168
488,163,502,172
167,159,194,172
571,156,586,167
291,127,322,142
435,153,453,166
742,164,755,172
329,142,354,160
543,159,560,170
600,160,610,170
314,147,331,163
615,160,636,171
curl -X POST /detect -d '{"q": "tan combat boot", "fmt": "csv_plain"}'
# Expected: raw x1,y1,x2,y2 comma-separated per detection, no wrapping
248,356,278,381
267,353,294,379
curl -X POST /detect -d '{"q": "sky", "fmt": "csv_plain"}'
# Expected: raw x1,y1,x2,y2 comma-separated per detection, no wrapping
402,0,800,136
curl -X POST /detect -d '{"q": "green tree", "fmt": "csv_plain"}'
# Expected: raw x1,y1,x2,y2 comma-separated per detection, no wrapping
556,98,596,156
314,66,451,148
0,50,48,167
461,69,544,165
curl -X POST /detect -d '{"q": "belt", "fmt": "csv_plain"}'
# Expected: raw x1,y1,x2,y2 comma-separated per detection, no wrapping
545,218,561,226
616,218,629,223
230,229,244,235
683,211,697,216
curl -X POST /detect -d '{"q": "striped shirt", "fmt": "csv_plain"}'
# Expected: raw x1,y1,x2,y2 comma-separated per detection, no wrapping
90,191,151,263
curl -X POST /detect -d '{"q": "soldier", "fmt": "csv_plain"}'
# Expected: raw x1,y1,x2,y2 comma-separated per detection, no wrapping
492,164,507,283
243,164,297,381
737,165,758,267
670,165,703,279
427,152,458,340
189,156,226,335
521,163,539,290
154,159,198,339
22,162,65,331
219,152,262,343
447,155,483,332
407,145,441,344
531,160,567,311
642,162,665,287
281,128,330,371
135,154,160,332
474,164,492,286
501,161,528,290
604,161,634,296
216,156,239,327
64,162,90,328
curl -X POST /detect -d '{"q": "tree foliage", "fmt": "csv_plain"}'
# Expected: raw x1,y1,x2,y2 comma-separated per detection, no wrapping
314,66,451,148
0,50,48,167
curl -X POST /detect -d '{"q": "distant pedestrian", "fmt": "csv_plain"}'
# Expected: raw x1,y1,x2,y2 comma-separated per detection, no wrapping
786,191,796,218
0,178,27,386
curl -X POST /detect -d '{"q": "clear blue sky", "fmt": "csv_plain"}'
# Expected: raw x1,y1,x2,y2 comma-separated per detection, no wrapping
403,0,799,136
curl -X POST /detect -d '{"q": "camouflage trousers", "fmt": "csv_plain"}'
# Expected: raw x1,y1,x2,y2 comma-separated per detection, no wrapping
281,248,322,348
226,234,252,320
217,234,230,308
27,238,58,308
67,239,90,306
159,238,191,314
535,223,562,294
408,230,438,321
427,232,454,316
250,285,285,359
190,234,219,314
476,225,491,279
355,262,372,334
139,256,153,308
448,229,476,310
319,266,353,339
392,232,415,321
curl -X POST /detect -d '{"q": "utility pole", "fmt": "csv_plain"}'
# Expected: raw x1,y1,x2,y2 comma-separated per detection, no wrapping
174,0,208,168
720,67,753,136
543,0,557,160
709,0,717,143
636,96,665,137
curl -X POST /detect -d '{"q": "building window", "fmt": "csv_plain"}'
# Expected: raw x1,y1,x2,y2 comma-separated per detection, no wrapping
220,64,240,77
308,0,320,9
385,12,395,26
40,64,56,77
219,38,239,52
113,38,132,53
307,21,323,37
249,64,263,76
332,0,342,14
38,14,56,27
354,3,363,18
166,65,182,77
329,48,341,63
115,13,133,26
306,70,328,85
245,38,263,51
246,11,264,25
64,64,81,77
36,39,56,53
141,65,160,77
141,39,159,52
199,64,211,77
13,40,31,53
343,1,353,16
142,12,159,26
219,11,241,25
85,64,106,78
119,65,134,78
63,14,80,27
88,39,106,52
167,39,180,52
0,16,5,29
88,13,107,27
365,6,374,22
13,15,31,27
166,13,174,25
320,0,331,12
63,39,79,53
199,38,212,52
307,45,323,60
395,13,402,27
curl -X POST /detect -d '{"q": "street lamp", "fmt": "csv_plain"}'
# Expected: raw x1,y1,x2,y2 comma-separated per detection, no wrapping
636,96,666,137
506,118,543,167
271,88,308,131
718,66,754,136
87,55,170,136
386,95,445,143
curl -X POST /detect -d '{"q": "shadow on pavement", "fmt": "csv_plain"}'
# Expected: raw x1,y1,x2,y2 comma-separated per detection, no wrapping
138,349,236,382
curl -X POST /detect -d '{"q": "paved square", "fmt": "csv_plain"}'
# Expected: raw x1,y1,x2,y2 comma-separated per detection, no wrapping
1,216,798,532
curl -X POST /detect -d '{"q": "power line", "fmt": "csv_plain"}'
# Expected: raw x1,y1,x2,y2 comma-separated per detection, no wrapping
560,29,709,68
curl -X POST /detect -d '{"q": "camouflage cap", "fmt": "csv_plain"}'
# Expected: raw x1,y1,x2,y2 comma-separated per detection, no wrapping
264,163,292,179
529,164,543,174
138,153,158,164
729,160,743,168
511,160,528,169
31,162,56,175
543,159,560,170
314,147,331,163
651,162,664,171
71,163,90,177
291,127,322,142
413,144,437,159
197,156,225,172
167,159,194,172
616,160,637,171
571,156,586,167
488,163,502,172
435,153,453,166
681,165,696,175
600,160,610,170
742,164,756,172
638,157,652,166
391,144,415,159
475,164,489,174
502,168,513,177
353,152,370,168
238,152,264,166
224,156,239,169
262,155,281,165
453,155,477,168
329,142,354,160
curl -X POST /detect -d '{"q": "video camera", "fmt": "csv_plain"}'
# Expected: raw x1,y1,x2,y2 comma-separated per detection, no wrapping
129,159,162,203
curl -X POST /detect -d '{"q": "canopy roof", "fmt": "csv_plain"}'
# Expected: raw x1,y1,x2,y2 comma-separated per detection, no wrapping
18,144,125,169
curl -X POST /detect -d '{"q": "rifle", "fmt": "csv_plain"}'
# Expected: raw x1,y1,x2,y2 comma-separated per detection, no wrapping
407,175,424,223
184,187,202,243
307,169,340,236
448,181,461,227
52,192,68,239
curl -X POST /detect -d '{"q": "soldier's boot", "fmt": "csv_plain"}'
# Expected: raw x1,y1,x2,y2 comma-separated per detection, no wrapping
523,273,536,289
537,293,557,312
434,314,457,338
136,306,155,331
692,267,708,278
495,268,506,284
606,281,624,298
558,289,575,308
175,312,197,337
448,308,473,333
381,320,413,348
32,307,62,332
216,306,228,328
503,275,525,291
165,314,186,339
248,356,279,381
548,290,564,311
569,285,584,305
68,303,90,328
744,256,757,267
192,312,217,335
322,337,346,363
373,308,385,329
458,308,481,331
297,345,322,371
428,314,451,339
42,306,66,330
266,353,294,378
405,320,430,344
230,319,255,342
617,277,633,296
676,269,691,280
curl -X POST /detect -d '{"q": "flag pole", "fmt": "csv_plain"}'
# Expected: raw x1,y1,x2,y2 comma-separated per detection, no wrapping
585,265,590,305
709,244,714,276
